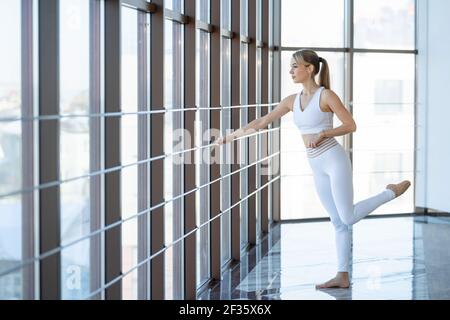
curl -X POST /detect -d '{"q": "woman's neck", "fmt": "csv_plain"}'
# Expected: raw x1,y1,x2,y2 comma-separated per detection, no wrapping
302,81,320,96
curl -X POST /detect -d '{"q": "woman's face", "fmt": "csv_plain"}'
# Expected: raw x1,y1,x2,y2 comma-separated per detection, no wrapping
290,58,311,84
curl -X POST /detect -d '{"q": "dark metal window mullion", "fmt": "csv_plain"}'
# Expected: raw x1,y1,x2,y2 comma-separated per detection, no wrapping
230,0,241,261
137,10,150,300
247,0,257,246
145,11,152,301
209,0,222,282
260,0,270,234
183,0,197,299
150,0,165,300
271,0,281,222
38,0,61,300
104,0,122,300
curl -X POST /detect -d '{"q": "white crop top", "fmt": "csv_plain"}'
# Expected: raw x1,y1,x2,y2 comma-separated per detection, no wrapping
293,86,333,134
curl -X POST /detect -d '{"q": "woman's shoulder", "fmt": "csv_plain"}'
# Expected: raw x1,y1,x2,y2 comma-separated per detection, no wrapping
321,88,339,100
281,94,298,112
321,88,340,103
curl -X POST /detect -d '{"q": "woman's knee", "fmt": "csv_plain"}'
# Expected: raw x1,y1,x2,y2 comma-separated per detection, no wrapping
330,216,350,231
339,214,355,226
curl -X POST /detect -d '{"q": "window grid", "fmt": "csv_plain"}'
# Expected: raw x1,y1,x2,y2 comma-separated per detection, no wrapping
0,0,280,300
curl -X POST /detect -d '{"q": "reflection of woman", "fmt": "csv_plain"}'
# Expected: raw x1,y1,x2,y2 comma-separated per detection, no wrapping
214,49,410,289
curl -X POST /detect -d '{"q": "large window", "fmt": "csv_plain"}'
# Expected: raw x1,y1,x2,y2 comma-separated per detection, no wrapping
0,0,277,300
280,0,416,220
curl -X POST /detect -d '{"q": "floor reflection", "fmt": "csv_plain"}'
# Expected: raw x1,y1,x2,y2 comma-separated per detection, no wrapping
197,216,450,300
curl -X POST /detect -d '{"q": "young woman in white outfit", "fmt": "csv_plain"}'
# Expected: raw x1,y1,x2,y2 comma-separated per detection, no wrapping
214,49,411,289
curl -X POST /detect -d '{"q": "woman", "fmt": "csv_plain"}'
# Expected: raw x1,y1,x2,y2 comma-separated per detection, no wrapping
214,49,411,289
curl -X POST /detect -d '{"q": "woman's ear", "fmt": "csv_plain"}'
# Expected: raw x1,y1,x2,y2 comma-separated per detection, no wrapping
307,64,314,76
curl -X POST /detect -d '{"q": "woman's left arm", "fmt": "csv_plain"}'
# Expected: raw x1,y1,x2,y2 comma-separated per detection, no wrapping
319,89,356,139
308,90,356,148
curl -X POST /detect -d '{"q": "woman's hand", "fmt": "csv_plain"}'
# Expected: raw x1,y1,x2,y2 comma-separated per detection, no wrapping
213,134,234,145
307,131,326,148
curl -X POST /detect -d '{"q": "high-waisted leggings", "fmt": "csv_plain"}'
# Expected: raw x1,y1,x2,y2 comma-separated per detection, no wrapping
307,142,396,272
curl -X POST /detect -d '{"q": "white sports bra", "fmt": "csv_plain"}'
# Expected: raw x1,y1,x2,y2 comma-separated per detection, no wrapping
293,86,333,134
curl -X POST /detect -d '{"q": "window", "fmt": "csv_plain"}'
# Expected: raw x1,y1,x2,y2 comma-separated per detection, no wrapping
281,0,345,48
353,53,415,216
374,80,404,114
354,0,415,50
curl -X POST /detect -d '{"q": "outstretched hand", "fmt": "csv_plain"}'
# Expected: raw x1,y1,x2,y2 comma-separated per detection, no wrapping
213,135,233,145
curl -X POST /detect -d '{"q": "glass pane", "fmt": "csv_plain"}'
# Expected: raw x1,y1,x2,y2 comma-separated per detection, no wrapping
165,0,184,13
353,53,415,215
164,19,184,299
121,6,138,299
61,236,90,299
354,0,415,50
256,47,262,238
256,0,262,40
195,30,210,287
281,0,344,47
221,0,231,30
281,175,329,220
121,268,138,300
240,43,249,249
196,0,210,23
241,0,248,36
60,0,91,299
0,2,22,299
220,37,231,266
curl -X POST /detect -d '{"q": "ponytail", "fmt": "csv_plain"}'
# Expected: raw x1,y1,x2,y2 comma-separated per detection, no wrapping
318,57,330,90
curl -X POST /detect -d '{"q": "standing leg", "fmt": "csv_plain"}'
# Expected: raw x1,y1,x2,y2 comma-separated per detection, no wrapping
327,145,396,226
312,172,351,273
311,171,351,289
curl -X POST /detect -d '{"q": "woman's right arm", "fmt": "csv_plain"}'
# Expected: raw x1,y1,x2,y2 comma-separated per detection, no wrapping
215,94,295,145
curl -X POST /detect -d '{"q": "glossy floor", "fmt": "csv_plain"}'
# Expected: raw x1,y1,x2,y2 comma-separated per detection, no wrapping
197,216,450,300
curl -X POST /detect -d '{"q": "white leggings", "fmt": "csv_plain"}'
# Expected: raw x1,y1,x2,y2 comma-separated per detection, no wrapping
307,143,396,272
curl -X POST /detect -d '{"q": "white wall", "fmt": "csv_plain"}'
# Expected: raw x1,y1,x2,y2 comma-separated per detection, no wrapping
416,0,450,212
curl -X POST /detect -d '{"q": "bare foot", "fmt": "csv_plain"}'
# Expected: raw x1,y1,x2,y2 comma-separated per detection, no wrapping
386,180,411,198
315,274,350,289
